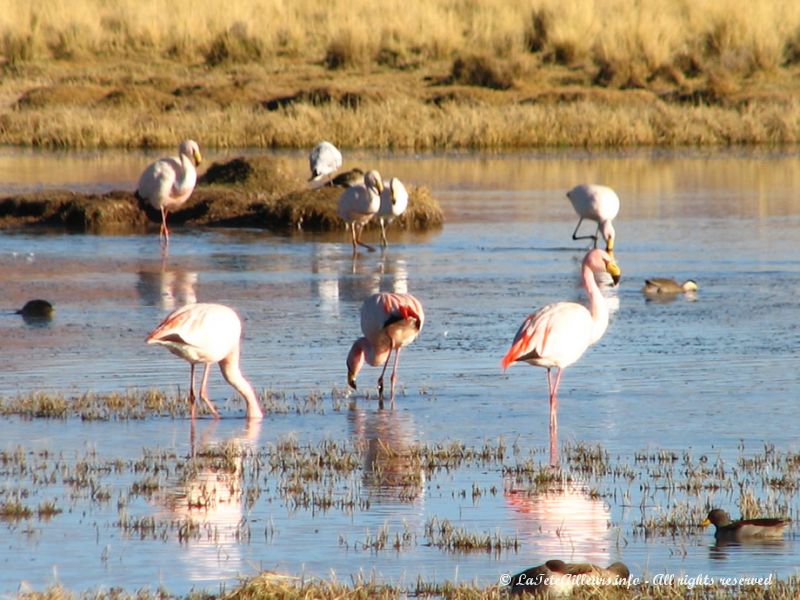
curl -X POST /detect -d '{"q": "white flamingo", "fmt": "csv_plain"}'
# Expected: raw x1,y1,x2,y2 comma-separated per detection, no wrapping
136,139,202,248
308,141,343,185
566,184,620,253
378,177,409,247
146,303,263,420
337,170,384,255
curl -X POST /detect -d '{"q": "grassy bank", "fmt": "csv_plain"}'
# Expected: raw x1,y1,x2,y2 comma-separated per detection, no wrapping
0,155,444,232
1,1,800,149
13,575,800,599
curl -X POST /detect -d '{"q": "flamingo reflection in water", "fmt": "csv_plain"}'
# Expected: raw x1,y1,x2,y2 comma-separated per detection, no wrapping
348,407,425,505
136,259,197,310
153,420,265,584
505,478,612,567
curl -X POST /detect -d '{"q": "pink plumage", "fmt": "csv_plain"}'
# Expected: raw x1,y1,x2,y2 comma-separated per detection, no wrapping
346,292,425,407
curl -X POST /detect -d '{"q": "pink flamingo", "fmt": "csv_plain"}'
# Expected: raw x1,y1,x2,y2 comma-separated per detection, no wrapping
346,292,425,407
136,139,202,248
146,303,263,420
501,249,620,464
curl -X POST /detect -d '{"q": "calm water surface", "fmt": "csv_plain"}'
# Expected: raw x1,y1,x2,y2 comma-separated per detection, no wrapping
1,148,800,594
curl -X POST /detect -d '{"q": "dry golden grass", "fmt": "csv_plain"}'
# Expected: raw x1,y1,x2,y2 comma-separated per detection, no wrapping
1,0,800,148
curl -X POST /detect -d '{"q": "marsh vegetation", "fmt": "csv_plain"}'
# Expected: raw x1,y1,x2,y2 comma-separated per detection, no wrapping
1,0,800,148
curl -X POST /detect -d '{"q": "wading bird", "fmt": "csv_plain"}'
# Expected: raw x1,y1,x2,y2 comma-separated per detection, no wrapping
146,303,263,420
501,249,620,465
136,139,202,248
641,278,698,295
701,509,789,540
508,559,630,596
566,184,620,253
346,292,424,408
337,170,384,255
308,141,343,185
378,177,409,247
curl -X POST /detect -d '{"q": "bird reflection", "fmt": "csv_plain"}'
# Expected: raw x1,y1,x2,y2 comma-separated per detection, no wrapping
505,480,611,564
155,420,261,582
136,259,198,309
709,536,789,561
310,244,409,317
347,406,424,505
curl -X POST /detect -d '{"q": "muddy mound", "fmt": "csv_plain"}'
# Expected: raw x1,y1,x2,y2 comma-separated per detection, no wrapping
0,156,445,234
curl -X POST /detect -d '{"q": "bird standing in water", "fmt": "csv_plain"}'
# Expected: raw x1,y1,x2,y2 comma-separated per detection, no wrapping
502,249,621,464
136,139,202,248
146,303,263,420
347,292,424,408
566,184,620,253
378,177,409,247
337,170,384,255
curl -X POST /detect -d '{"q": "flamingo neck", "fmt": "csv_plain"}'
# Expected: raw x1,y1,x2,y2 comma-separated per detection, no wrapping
361,337,391,367
582,263,609,345
176,153,197,192
219,349,263,420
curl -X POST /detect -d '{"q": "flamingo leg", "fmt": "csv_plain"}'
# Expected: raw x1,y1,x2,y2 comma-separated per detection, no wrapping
198,363,221,419
188,363,197,420
380,218,388,247
355,224,376,252
548,368,564,466
377,345,395,406
389,347,402,406
571,217,598,245
160,207,170,247
350,223,358,256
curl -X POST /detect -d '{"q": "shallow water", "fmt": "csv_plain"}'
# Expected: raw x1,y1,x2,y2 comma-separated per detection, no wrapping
1,148,800,594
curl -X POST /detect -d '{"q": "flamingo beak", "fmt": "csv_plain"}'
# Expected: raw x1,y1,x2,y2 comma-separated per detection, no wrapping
193,150,203,166
348,373,357,390
607,261,621,286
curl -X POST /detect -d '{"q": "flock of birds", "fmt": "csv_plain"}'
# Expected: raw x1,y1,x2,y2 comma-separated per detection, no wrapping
13,139,790,595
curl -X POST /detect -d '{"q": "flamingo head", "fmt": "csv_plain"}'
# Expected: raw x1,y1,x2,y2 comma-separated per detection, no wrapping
364,170,384,195
346,338,366,390
584,248,621,286
600,220,615,255
179,139,202,166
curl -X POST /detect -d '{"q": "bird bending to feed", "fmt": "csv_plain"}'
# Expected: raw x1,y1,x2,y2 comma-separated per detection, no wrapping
508,560,630,596
701,509,789,540
337,170,384,255
346,292,424,408
378,177,409,247
332,167,365,188
641,278,698,295
308,141,343,185
136,139,202,248
566,184,620,253
501,249,621,465
146,303,263,420
16,299,54,319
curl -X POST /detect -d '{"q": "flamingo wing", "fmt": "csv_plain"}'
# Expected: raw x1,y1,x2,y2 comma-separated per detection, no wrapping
502,302,593,370
147,303,240,363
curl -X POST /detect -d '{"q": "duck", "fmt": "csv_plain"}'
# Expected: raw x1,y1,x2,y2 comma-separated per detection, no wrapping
508,559,630,596
700,508,789,540
16,299,55,320
331,167,365,188
641,278,698,295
